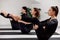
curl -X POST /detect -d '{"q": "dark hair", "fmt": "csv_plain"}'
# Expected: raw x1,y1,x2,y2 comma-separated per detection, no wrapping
34,8,40,18
51,6,59,16
22,6,27,13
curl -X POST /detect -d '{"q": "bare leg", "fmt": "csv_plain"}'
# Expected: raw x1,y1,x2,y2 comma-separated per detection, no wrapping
0,10,31,24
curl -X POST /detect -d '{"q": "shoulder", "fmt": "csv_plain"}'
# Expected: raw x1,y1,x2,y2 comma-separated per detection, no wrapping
50,19,58,24
51,19,58,23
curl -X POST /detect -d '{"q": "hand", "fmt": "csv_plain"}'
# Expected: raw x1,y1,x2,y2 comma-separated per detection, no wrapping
43,26,46,30
33,25,39,30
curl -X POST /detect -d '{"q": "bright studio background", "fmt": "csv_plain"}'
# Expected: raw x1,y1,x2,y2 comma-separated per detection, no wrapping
0,0,60,28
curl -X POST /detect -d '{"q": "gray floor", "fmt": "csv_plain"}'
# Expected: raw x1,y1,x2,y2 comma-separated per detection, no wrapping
0,26,60,40
0,38,60,40
0,30,59,40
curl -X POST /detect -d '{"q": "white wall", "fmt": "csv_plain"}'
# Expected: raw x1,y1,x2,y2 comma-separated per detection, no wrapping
0,0,60,27
31,0,60,27
0,0,31,26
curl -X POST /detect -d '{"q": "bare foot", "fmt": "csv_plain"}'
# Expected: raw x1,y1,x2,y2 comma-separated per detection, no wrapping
1,10,8,16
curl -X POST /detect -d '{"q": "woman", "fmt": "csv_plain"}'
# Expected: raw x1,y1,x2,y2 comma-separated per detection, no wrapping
16,6,58,40
35,6,58,40
0,6,33,34
0,6,58,40
19,6,33,34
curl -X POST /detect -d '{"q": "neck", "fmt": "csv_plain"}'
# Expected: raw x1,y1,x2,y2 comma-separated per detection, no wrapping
32,15,36,18
51,16,57,19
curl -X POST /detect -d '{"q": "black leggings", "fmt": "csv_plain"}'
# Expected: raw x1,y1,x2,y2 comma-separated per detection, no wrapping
35,28,54,40
0,13,33,32
19,23,33,33
10,20,19,30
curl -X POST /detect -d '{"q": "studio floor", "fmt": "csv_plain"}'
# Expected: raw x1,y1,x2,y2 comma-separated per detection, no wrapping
0,25,60,40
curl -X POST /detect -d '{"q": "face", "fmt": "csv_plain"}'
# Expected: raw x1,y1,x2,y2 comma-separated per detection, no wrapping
48,8,55,16
31,8,36,15
21,8,26,14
